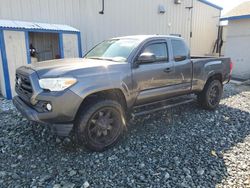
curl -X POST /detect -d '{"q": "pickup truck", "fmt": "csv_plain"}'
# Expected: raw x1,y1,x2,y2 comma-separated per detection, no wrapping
13,35,232,151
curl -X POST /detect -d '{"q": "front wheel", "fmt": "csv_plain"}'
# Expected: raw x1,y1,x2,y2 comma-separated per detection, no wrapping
197,79,223,110
75,100,126,151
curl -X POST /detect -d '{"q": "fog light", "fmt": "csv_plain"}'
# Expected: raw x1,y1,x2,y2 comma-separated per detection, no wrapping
46,103,52,111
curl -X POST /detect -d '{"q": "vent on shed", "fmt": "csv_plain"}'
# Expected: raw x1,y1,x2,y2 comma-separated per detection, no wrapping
174,0,181,4
158,5,166,14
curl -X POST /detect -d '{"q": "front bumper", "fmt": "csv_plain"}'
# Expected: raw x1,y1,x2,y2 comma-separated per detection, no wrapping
13,95,43,123
13,89,83,136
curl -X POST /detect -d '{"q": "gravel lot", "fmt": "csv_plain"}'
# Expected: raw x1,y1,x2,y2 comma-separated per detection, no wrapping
0,83,250,188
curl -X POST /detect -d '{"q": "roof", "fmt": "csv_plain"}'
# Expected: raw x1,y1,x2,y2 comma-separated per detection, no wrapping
221,1,250,21
0,19,79,32
198,0,223,10
112,35,183,41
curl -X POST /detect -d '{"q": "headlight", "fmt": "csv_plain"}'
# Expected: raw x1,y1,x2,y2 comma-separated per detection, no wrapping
39,78,77,91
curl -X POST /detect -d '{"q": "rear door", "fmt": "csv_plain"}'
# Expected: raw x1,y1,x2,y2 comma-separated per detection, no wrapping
170,39,192,91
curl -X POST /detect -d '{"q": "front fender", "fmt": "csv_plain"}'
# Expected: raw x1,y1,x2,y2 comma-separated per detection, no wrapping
69,73,134,108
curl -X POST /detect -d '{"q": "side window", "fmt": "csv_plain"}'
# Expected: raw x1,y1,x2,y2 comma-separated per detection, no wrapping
142,43,168,61
171,40,189,61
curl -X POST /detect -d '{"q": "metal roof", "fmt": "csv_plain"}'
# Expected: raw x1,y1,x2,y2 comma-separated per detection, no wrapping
0,19,79,32
221,1,250,21
198,0,223,11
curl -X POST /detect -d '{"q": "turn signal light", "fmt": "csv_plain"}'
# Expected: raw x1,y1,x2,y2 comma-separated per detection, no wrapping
229,61,233,75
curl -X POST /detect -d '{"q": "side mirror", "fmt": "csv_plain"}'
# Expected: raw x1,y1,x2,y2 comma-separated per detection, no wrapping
137,53,157,64
174,55,187,62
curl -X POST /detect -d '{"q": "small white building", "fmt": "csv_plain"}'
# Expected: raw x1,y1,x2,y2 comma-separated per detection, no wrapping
0,20,82,99
221,2,250,80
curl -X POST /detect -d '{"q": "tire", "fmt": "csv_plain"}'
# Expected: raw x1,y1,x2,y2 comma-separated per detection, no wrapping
197,79,223,110
75,100,126,151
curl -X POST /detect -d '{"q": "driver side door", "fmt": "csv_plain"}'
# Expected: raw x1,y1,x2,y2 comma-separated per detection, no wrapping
132,40,177,104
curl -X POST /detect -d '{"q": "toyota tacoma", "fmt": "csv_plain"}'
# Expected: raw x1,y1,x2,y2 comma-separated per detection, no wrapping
13,35,232,151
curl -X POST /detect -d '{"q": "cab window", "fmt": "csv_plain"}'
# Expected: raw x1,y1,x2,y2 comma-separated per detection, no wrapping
142,43,168,62
171,40,189,61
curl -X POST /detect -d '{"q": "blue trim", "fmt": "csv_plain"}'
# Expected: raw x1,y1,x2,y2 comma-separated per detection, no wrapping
0,27,79,34
25,31,31,64
59,33,64,58
77,32,83,57
0,30,12,99
198,0,223,10
220,14,250,21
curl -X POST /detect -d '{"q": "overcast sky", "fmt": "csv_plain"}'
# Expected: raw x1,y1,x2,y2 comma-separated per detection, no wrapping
208,0,250,15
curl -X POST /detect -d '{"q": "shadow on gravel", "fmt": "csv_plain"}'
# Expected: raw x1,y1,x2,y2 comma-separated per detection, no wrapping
1,85,250,187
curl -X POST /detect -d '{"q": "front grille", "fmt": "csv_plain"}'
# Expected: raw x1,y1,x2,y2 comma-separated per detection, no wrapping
15,73,33,102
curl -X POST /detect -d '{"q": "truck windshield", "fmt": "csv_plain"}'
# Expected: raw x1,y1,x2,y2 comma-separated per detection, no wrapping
85,39,140,62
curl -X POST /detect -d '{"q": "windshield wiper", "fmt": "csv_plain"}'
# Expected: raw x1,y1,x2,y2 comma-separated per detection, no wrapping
86,57,104,60
87,57,117,62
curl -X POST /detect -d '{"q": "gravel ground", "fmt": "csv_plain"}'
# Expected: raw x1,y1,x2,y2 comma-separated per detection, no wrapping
0,83,250,188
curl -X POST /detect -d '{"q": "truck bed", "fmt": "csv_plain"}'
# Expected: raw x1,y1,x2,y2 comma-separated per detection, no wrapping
191,57,231,92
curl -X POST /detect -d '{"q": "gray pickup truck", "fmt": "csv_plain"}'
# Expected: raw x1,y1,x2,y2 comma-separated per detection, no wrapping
13,35,232,151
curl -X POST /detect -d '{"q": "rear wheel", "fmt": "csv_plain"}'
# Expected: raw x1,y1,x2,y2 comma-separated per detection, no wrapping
75,100,125,151
197,79,223,110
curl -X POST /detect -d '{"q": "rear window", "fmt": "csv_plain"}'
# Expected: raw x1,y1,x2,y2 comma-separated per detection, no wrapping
171,39,189,58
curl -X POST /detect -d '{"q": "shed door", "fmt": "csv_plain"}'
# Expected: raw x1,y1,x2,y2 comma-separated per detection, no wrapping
63,34,79,58
29,32,60,62
4,30,27,97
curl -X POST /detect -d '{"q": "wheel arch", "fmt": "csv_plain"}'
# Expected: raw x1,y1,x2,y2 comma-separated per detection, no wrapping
202,73,223,91
207,73,222,83
74,88,128,122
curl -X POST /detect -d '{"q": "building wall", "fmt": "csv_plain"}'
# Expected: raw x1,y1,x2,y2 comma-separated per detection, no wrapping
192,0,221,56
0,0,220,56
225,19,250,79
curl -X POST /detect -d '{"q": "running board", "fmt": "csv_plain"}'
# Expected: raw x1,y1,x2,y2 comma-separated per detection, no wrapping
132,95,196,117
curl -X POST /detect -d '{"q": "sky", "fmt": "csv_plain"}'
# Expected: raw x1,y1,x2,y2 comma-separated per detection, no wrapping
208,0,250,15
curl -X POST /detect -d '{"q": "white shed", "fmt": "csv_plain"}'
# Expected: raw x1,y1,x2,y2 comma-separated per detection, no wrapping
0,20,82,99
221,2,250,80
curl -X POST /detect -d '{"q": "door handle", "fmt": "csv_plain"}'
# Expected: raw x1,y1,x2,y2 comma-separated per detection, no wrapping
164,68,172,73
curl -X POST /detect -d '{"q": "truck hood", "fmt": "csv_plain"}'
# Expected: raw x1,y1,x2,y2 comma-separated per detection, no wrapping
28,58,128,78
